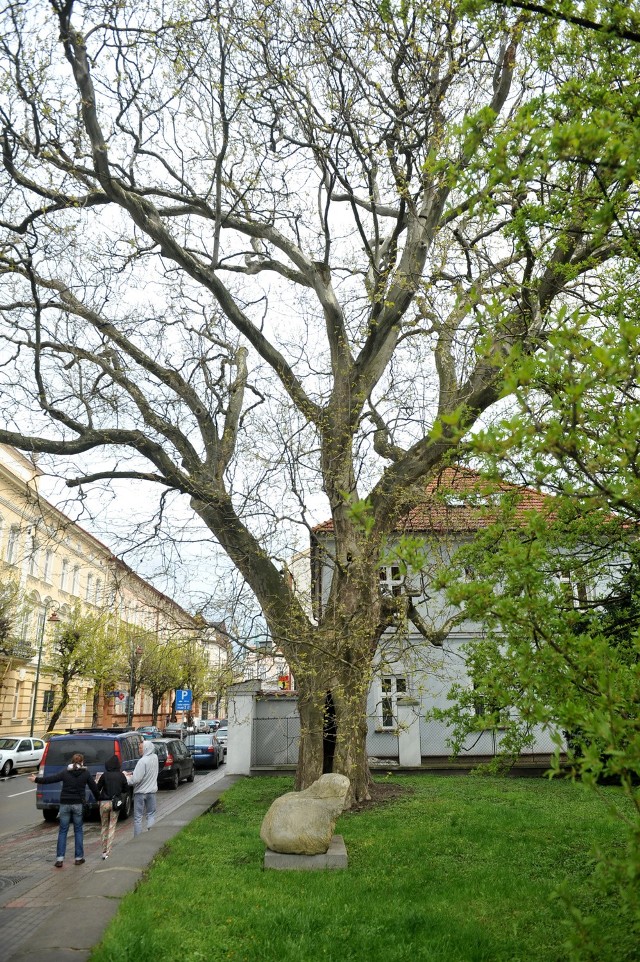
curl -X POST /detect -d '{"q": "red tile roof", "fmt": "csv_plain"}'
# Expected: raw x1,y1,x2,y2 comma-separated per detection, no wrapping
313,466,551,535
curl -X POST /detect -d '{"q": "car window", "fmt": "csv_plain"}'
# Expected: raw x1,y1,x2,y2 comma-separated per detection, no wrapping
33,739,44,749
123,735,142,761
174,741,187,757
152,742,167,760
18,740,32,751
46,738,116,767
0,738,18,749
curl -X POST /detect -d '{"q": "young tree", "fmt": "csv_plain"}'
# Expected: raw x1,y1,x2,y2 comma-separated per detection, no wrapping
0,0,638,801
46,603,94,729
175,637,210,725
80,611,128,726
143,636,182,726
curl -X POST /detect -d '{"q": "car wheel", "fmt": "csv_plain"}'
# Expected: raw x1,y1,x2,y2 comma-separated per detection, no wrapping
119,791,133,820
1,760,12,777
213,753,219,770
169,770,179,790
43,809,58,822
187,767,195,783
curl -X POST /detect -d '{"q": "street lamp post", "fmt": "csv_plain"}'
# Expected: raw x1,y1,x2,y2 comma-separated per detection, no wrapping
29,607,60,737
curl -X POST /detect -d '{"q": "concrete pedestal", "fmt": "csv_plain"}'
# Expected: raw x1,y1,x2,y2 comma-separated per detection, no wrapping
263,835,348,871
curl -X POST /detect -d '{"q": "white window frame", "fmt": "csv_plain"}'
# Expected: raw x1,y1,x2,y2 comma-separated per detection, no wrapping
75,692,87,719
6,525,19,565
379,675,408,730
60,558,69,592
28,537,39,578
86,573,94,602
379,564,404,596
12,680,22,719
43,549,54,583
557,570,589,608
71,565,80,595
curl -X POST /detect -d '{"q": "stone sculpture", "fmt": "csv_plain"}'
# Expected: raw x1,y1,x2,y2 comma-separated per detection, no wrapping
260,773,350,855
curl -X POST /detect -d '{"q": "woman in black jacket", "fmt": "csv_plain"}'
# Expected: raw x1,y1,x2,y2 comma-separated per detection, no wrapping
96,754,129,859
29,752,100,867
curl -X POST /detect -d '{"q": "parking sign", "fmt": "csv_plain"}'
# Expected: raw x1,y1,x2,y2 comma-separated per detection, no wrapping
175,688,193,711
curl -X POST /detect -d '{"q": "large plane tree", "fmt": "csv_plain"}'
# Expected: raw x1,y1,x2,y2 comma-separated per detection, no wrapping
0,0,637,803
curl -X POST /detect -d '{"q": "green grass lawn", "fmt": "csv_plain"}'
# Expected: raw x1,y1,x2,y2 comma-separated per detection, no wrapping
90,775,635,962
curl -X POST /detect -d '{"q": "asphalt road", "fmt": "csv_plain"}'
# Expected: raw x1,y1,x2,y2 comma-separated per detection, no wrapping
0,771,41,838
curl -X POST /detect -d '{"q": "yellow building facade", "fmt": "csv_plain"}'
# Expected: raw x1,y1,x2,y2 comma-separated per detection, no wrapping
0,445,222,737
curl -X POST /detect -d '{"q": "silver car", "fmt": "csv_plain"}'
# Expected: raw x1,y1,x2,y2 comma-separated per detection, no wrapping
215,727,228,755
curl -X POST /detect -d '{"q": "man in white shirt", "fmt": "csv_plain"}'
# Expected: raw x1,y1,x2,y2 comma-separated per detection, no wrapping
129,740,159,836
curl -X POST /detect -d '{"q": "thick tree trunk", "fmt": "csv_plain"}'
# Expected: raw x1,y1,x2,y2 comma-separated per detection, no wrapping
294,655,373,807
331,683,372,805
295,682,325,791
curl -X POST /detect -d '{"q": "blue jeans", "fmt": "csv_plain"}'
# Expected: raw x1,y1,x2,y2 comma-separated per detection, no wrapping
57,803,84,860
133,792,156,836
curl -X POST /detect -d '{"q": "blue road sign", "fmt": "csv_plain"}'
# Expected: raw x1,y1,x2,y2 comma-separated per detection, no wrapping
175,688,193,711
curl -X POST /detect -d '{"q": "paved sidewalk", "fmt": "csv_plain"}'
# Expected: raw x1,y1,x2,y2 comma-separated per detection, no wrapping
1,772,241,962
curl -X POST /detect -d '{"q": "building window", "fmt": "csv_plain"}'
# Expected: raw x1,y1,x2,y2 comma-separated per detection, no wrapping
71,565,80,595
94,578,102,605
12,680,22,719
43,549,54,583
558,570,589,608
380,675,407,729
472,675,509,724
60,558,69,592
19,607,31,645
86,573,94,602
6,526,19,565
75,693,86,719
379,565,403,596
29,538,39,578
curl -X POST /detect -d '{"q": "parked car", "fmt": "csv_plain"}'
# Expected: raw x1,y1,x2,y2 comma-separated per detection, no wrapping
0,736,46,777
184,733,224,769
41,730,70,742
137,726,162,740
162,722,189,738
215,727,228,756
204,719,220,732
35,728,142,822
152,738,195,789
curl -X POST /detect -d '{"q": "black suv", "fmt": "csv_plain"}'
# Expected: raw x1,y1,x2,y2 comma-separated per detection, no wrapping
152,738,195,789
35,728,142,822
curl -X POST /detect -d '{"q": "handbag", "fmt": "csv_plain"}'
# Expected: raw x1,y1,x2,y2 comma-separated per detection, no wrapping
111,793,123,811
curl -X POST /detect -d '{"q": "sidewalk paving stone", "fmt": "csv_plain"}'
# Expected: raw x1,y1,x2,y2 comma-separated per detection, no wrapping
2,772,241,962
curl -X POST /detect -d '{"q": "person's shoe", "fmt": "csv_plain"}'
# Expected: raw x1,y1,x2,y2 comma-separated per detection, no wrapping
102,853,109,859
54,859,63,868
74,858,85,865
